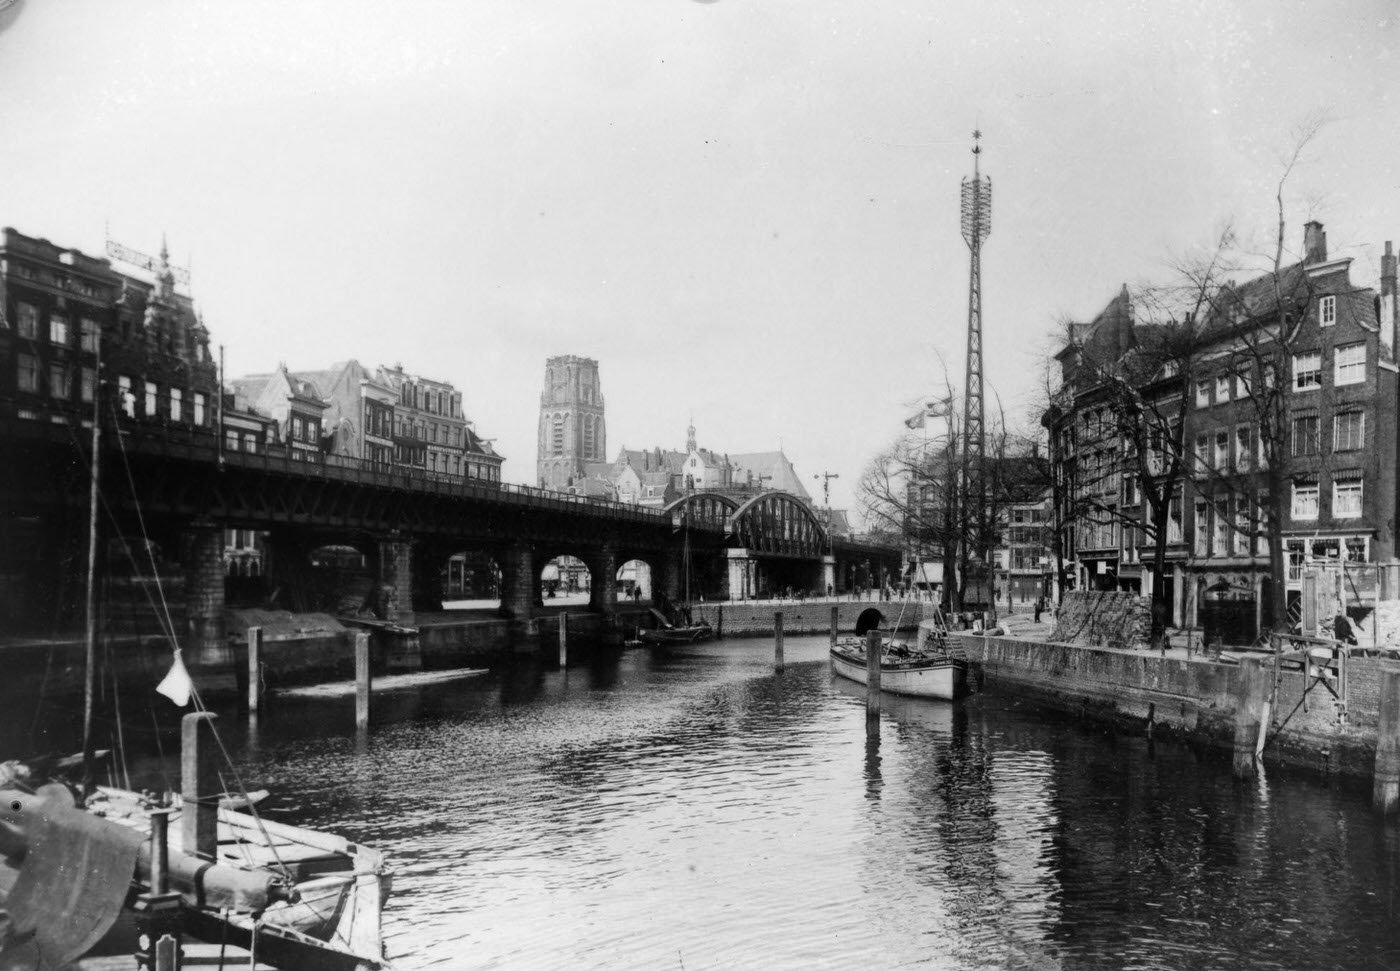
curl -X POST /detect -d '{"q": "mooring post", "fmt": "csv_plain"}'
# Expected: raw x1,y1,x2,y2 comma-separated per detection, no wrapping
180,712,219,860
246,625,262,713
1374,669,1400,813
716,604,724,639
558,612,568,668
774,611,784,672
866,629,882,722
1232,657,1264,778
830,606,839,648
355,630,371,731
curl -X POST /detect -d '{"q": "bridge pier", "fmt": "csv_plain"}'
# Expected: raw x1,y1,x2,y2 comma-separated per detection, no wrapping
184,519,233,677
727,549,756,601
822,555,837,597
585,543,618,614
499,541,535,620
377,534,415,626
658,549,683,605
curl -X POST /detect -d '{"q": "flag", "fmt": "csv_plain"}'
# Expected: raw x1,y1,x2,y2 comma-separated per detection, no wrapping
156,649,194,707
904,399,951,430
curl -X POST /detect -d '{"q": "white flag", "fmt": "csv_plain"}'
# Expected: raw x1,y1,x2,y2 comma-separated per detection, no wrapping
156,649,194,707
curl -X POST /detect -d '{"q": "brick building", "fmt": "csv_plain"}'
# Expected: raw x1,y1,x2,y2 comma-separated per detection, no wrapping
1047,222,1400,635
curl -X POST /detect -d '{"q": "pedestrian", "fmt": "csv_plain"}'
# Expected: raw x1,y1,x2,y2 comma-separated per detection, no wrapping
1033,597,1042,624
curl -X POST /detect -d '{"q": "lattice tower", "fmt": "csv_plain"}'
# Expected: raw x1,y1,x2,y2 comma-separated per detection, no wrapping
960,131,992,574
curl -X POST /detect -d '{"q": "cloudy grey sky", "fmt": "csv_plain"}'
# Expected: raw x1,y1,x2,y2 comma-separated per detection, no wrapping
0,0,1395,516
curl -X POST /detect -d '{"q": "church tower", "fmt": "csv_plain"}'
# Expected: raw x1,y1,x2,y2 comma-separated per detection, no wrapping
537,355,606,491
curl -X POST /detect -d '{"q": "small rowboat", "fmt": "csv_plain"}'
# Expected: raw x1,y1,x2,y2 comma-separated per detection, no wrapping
638,621,714,645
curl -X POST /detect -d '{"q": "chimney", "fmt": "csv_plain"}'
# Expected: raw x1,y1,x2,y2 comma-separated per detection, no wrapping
1382,240,1397,358
1303,221,1327,264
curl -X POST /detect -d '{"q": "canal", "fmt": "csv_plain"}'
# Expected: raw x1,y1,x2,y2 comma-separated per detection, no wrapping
32,634,1400,969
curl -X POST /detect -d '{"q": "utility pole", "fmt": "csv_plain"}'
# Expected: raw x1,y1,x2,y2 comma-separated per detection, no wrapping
813,471,839,508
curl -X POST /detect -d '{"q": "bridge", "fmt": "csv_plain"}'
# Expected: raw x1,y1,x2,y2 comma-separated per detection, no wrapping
0,412,902,658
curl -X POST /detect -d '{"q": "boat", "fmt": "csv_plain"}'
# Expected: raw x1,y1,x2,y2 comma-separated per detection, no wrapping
830,618,968,700
1,764,394,970
0,349,396,969
638,621,714,645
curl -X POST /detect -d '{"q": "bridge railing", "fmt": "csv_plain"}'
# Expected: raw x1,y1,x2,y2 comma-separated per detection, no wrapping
0,406,686,525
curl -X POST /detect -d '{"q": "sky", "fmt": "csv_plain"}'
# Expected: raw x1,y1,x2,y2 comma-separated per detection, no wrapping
0,0,1396,519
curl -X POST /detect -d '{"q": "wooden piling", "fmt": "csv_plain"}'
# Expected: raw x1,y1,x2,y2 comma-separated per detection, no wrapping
717,604,724,639
774,611,784,672
830,606,839,648
354,630,371,731
1374,669,1400,813
866,630,882,720
246,626,262,713
1232,658,1264,778
558,613,568,668
180,712,219,860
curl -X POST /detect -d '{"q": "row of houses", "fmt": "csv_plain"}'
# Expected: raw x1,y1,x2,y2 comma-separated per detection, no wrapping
1046,221,1399,634
0,226,503,582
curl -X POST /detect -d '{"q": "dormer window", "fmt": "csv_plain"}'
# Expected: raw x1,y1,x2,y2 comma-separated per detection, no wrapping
1319,295,1337,327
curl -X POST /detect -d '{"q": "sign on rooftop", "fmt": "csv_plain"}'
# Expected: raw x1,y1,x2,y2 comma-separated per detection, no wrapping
105,239,191,288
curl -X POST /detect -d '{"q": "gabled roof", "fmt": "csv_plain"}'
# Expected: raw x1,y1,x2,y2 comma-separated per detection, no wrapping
729,451,811,500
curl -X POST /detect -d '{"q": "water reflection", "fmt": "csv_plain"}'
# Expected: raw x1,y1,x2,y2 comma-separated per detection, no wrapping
15,635,1400,969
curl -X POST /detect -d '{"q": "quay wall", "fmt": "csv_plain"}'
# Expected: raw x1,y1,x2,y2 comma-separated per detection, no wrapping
689,600,926,638
959,633,1400,780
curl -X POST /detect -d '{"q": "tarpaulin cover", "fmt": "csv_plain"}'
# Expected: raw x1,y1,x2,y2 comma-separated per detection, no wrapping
0,783,141,970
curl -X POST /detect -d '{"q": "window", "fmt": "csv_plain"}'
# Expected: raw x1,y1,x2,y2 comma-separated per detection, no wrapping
193,392,206,426
1215,430,1229,470
80,367,96,403
1235,426,1252,472
1214,498,1230,556
1194,501,1209,556
1216,375,1230,403
48,314,69,346
1168,494,1183,544
16,303,37,339
1292,482,1319,520
1346,537,1368,563
1319,294,1337,327
1195,434,1210,474
1291,414,1319,456
170,388,182,422
292,416,305,441
1233,498,1250,555
552,415,564,456
145,381,157,417
48,363,68,399
1334,410,1365,451
226,430,240,452
1196,380,1211,408
80,318,99,353
1236,369,1251,399
243,433,258,453
1333,478,1363,519
1334,342,1365,386
1263,361,1276,390
1293,352,1322,391
17,353,38,392
119,376,134,417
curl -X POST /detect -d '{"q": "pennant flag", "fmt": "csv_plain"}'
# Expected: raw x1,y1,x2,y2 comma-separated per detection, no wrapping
155,649,193,707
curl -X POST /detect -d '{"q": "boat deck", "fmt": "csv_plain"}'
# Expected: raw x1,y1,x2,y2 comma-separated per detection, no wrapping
76,943,277,969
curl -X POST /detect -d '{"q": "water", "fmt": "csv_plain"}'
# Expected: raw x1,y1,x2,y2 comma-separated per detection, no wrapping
40,636,1400,969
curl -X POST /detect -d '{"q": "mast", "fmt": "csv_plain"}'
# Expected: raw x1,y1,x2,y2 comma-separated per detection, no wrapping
960,130,992,609
81,329,103,798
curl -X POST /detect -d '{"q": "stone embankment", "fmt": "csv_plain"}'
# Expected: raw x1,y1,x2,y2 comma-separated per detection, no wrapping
962,590,1400,785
